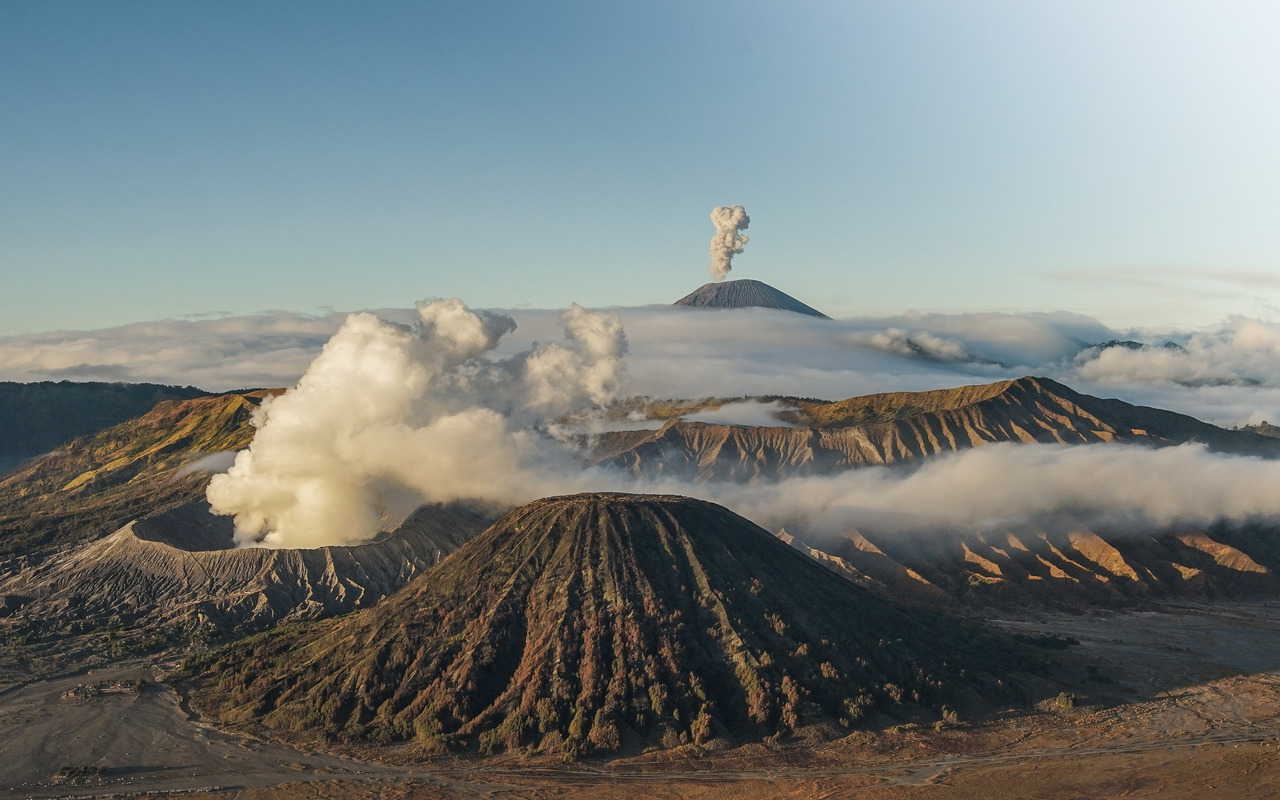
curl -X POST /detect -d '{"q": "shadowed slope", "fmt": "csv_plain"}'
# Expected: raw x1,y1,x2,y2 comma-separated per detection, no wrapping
0,381,211,476
0,392,268,561
674,279,830,318
594,377,1280,480
186,494,1027,758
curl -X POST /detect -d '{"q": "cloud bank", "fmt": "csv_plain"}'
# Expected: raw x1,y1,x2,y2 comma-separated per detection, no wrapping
670,442,1280,545
174,295,1280,552
6,302,1280,428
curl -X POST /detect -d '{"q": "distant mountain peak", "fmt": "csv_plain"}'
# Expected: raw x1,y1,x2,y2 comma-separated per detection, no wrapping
674,279,830,318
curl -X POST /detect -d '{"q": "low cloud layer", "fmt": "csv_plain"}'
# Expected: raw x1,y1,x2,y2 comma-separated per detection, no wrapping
10,300,1280,427
176,297,1280,551
667,442,1280,544
0,312,345,391
5,301,1280,430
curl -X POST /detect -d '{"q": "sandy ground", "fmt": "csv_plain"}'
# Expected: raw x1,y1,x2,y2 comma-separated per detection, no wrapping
5,601,1280,799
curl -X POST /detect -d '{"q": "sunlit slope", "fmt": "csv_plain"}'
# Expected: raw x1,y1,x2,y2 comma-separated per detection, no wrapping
595,377,1280,480
0,391,265,560
781,519,1280,610
0,381,211,475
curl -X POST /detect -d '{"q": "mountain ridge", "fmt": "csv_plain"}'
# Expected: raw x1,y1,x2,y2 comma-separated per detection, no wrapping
593,376,1280,481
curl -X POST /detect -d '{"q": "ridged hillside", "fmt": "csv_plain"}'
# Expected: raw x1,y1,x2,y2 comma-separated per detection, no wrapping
0,500,496,643
184,494,1027,758
781,520,1280,610
674,279,830,318
594,377,1280,480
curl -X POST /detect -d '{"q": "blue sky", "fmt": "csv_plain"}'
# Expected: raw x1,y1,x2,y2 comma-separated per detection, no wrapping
4,0,1280,336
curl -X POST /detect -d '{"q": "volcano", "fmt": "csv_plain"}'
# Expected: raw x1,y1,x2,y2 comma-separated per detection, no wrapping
185,493,1025,757
0,500,497,644
674,279,830,318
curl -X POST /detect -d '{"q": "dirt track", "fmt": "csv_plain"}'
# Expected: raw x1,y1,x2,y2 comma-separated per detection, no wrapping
6,602,1280,799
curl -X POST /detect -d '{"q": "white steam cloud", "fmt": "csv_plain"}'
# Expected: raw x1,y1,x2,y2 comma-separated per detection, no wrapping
206,299,626,548
708,205,750,281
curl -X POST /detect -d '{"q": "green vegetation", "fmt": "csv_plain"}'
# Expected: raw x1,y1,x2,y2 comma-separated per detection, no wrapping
0,392,261,558
56,764,105,778
1239,421,1280,438
0,381,209,465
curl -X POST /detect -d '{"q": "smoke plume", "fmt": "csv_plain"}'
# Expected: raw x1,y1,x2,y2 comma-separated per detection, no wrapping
206,299,626,548
708,205,750,281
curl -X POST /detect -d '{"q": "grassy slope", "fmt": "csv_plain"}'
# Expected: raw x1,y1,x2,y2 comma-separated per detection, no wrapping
0,381,211,465
0,392,264,561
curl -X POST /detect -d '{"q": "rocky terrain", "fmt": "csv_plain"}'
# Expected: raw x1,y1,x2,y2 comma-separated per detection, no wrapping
0,374,1279,797
182,494,1030,758
593,376,1280,480
673,279,830,318
779,519,1280,610
0,500,495,656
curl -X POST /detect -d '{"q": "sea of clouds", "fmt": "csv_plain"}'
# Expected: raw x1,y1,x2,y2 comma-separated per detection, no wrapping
6,300,1280,548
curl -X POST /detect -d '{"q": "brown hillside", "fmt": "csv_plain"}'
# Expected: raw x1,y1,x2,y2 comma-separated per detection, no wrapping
594,377,1280,480
184,494,1030,759
780,519,1280,610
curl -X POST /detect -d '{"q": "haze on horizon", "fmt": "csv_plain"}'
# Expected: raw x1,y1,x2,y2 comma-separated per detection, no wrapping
3,1,1280,337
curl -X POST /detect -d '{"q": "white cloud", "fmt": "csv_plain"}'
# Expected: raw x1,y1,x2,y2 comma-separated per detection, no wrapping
5,302,1280,430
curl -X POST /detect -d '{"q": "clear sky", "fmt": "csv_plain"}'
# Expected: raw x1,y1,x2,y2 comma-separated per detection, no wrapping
4,0,1280,336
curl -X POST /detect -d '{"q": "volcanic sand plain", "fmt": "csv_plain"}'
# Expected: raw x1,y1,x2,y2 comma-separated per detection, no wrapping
5,602,1280,799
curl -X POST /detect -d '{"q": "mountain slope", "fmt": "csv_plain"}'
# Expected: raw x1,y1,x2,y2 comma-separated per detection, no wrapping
594,377,1280,480
674,279,830,318
184,493,1027,757
0,381,211,476
0,391,267,562
781,520,1280,610
0,500,497,651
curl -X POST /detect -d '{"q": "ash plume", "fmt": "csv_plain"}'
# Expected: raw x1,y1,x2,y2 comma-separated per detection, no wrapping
206,299,626,548
708,205,750,281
